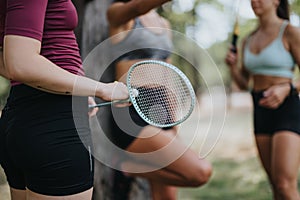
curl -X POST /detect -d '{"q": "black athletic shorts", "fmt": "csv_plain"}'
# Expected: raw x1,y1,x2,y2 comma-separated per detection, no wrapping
100,86,173,149
0,84,94,196
251,90,300,135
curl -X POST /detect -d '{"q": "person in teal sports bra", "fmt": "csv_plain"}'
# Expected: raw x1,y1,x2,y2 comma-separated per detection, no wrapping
225,0,300,199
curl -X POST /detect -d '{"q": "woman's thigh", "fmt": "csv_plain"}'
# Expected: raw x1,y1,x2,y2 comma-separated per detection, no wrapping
272,131,300,181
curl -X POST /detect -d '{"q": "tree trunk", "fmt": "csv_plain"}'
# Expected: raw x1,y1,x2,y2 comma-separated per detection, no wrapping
72,1,151,199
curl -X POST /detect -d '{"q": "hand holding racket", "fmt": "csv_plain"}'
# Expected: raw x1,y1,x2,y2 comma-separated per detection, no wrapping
89,60,196,128
88,96,99,117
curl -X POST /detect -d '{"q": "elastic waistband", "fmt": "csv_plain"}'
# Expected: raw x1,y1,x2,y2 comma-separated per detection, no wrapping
7,84,51,106
5,85,88,112
9,84,43,97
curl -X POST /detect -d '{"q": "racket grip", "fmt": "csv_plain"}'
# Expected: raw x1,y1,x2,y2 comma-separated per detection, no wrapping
88,88,138,108
231,34,238,53
89,102,112,108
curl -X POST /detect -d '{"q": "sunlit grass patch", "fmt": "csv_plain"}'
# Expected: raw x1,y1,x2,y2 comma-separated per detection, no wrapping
179,157,273,200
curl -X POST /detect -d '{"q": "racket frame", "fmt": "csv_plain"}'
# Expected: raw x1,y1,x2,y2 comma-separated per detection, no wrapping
127,60,196,128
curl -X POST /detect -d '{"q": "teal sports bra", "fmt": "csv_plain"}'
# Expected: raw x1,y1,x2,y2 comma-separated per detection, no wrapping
243,21,295,78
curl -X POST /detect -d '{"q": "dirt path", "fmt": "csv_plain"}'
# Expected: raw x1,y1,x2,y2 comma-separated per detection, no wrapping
178,91,255,160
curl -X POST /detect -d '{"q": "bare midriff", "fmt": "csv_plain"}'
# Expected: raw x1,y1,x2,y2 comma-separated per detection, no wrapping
252,74,291,91
115,57,171,83
115,59,144,83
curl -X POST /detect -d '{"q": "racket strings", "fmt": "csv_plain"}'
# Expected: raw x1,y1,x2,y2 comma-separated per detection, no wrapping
136,87,173,124
129,63,194,126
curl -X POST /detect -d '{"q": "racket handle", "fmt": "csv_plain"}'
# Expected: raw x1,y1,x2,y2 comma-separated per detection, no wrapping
89,98,131,108
89,89,138,108
231,34,238,53
231,19,239,53
89,102,113,108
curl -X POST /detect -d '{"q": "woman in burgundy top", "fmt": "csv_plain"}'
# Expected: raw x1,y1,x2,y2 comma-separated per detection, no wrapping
0,0,129,199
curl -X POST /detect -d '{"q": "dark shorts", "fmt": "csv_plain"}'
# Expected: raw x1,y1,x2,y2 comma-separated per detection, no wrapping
100,87,173,149
99,105,146,149
251,90,300,135
0,85,94,196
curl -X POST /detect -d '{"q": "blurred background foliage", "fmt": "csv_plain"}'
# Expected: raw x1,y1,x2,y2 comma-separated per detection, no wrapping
0,76,9,110
1,0,300,108
157,0,300,94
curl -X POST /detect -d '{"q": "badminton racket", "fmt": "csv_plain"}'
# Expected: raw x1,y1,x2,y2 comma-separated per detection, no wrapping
89,60,196,128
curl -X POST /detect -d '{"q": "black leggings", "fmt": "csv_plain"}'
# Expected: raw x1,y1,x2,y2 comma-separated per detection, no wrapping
0,85,94,196
251,90,300,135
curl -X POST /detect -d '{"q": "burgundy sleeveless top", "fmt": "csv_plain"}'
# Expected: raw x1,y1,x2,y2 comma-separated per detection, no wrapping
0,0,84,86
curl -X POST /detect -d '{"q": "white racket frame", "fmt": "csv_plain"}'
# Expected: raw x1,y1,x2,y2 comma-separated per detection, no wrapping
127,60,196,128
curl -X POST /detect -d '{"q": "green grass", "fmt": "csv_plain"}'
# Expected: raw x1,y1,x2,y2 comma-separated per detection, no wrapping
1,152,299,199
0,167,6,185
179,157,273,200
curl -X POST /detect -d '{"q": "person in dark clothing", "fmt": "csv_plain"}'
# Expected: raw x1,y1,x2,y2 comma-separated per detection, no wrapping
104,0,212,199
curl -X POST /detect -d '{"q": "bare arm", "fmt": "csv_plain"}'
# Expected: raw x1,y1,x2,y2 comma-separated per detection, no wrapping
107,0,171,27
3,35,128,101
225,39,250,90
288,25,300,92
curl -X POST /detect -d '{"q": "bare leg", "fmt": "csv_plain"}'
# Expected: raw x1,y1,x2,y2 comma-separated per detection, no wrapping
10,188,26,200
255,135,274,192
150,181,177,200
26,188,93,200
123,126,212,187
271,131,300,200
149,130,178,200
